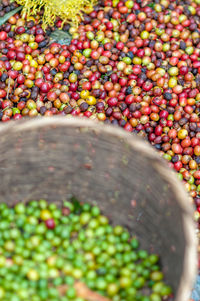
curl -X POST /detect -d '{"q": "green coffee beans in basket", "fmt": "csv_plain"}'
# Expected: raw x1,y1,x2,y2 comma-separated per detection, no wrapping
0,198,172,301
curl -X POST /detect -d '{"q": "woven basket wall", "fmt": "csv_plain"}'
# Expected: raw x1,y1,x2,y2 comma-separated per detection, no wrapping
0,117,197,301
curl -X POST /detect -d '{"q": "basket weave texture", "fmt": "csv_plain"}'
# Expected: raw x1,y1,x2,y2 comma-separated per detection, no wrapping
0,117,197,301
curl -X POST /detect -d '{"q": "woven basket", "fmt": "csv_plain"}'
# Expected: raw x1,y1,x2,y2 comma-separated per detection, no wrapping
0,116,197,301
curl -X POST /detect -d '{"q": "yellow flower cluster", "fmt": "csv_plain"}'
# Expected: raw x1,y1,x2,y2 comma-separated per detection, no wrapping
15,0,97,30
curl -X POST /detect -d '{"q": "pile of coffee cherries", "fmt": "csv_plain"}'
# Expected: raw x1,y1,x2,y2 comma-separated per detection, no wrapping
0,0,200,223
0,199,173,301
0,0,19,18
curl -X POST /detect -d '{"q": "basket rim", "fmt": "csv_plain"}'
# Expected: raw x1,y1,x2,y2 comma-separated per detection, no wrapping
0,116,197,301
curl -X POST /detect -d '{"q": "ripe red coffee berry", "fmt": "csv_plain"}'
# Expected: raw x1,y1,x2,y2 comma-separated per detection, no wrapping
0,31,7,40
45,218,55,229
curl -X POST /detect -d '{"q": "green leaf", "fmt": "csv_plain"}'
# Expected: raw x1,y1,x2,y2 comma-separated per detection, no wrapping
147,3,155,8
0,6,22,26
70,197,83,214
50,29,72,46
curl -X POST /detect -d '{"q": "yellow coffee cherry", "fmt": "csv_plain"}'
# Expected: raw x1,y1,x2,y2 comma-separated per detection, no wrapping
86,96,97,106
